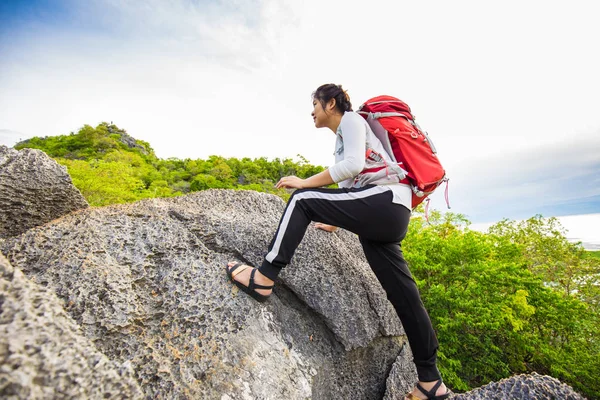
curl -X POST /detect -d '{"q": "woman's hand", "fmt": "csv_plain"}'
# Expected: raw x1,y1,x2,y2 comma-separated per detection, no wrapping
276,169,334,189
276,176,306,189
315,223,338,233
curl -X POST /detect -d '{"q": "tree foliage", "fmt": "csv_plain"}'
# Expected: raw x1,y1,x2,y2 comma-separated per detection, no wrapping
405,211,599,398
16,122,326,205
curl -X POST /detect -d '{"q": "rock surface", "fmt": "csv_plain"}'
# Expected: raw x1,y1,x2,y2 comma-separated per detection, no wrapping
106,124,149,155
384,357,588,399
453,372,586,400
0,252,143,399
0,145,88,239
0,189,409,399
382,346,419,400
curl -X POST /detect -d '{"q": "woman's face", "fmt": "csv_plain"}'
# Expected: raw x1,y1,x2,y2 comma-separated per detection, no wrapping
311,98,328,128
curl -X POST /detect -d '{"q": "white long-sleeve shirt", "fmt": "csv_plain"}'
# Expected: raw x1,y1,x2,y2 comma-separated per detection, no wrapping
328,112,412,210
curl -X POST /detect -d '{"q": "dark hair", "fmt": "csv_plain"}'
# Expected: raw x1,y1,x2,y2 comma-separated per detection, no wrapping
312,84,353,114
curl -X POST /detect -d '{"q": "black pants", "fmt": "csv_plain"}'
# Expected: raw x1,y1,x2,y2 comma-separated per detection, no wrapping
258,185,441,382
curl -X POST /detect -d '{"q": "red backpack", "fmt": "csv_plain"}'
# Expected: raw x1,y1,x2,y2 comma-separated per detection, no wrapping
357,95,449,211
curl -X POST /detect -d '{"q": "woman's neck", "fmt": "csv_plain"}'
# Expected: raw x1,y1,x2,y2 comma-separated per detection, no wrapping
326,112,344,134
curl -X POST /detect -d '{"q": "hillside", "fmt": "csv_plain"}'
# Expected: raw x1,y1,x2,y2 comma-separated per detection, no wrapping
16,122,326,206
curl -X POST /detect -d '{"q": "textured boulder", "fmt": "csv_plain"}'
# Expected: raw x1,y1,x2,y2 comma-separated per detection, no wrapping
453,372,586,399
0,145,88,238
384,353,587,400
0,189,411,399
0,252,143,399
383,346,419,400
384,366,587,399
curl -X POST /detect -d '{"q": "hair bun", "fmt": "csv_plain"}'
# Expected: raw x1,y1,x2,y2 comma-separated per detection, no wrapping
312,83,353,113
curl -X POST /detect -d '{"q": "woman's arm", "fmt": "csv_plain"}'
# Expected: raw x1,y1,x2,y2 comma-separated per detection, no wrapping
328,113,366,183
276,113,366,190
275,168,334,189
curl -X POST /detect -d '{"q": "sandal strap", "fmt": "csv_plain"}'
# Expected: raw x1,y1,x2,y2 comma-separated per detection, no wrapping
228,261,244,272
416,380,443,398
249,268,274,290
252,283,275,290
230,263,251,279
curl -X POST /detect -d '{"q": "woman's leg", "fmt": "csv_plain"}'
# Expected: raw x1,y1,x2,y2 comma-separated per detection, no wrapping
230,184,447,396
228,185,397,298
358,236,441,383
258,185,405,280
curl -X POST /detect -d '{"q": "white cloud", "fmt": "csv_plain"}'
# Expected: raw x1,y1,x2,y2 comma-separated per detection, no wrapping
1,0,599,223
470,213,600,251
0,129,27,147
437,131,600,220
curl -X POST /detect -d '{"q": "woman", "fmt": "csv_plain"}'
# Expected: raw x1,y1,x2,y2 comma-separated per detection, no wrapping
226,84,450,400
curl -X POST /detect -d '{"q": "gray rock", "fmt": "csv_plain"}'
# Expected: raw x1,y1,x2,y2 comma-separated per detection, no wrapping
385,366,587,400
383,346,419,400
105,124,149,155
454,372,587,400
0,189,409,399
0,252,143,399
0,145,88,239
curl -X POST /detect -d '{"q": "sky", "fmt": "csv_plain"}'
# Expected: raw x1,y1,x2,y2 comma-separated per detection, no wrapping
1,0,599,247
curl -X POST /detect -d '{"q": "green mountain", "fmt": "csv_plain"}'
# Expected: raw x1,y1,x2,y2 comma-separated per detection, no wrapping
16,122,325,206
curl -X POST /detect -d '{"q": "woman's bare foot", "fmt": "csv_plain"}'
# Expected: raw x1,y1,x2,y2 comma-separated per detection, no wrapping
226,262,274,297
405,380,449,399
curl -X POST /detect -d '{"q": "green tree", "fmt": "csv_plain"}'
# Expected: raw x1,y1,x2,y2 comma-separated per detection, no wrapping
403,213,600,398
488,215,600,300
60,159,147,206
190,174,225,191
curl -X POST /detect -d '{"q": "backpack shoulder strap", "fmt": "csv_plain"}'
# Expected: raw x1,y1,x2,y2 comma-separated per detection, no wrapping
358,111,412,121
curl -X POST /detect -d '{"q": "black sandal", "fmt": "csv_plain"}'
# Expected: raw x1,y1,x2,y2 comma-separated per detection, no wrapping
405,380,450,400
226,262,274,303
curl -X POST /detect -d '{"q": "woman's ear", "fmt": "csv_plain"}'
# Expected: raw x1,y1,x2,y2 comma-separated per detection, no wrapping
327,98,337,112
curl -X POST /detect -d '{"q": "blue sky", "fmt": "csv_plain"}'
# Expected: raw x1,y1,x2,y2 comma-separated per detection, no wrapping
1,0,599,241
